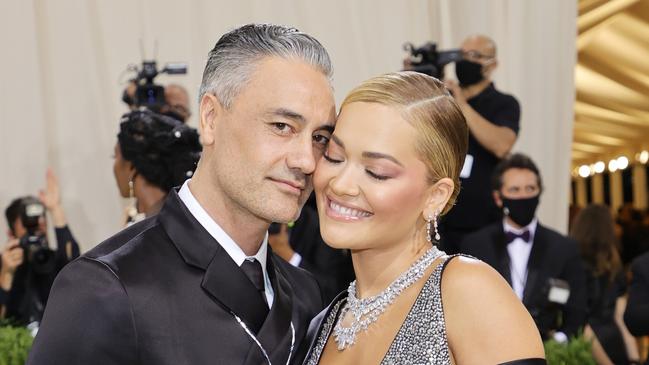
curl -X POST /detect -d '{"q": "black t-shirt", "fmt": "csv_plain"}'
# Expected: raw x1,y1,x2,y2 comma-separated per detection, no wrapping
443,83,520,231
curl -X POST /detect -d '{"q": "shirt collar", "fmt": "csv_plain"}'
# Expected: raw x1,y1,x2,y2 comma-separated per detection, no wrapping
177,179,269,272
503,217,538,242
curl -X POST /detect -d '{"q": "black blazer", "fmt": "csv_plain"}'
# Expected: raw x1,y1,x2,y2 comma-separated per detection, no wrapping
624,251,649,337
27,190,324,365
458,222,588,339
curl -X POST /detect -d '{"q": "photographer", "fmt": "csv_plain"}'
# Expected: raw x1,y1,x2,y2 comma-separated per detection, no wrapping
0,239,23,311
1,169,80,324
441,35,521,254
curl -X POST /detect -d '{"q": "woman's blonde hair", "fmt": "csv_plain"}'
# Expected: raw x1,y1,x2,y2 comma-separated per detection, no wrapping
341,71,468,214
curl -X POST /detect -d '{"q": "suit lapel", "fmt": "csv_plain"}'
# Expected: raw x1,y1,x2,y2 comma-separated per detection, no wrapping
244,253,294,364
492,225,512,285
201,248,269,333
523,225,547,305
158,190,269,333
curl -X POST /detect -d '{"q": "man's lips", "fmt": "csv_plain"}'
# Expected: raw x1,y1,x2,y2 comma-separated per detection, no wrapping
269,178,305,195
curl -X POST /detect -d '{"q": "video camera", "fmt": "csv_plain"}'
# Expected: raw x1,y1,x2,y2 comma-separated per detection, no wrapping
16,197,57,275
123,60,187,112
403,42,464,79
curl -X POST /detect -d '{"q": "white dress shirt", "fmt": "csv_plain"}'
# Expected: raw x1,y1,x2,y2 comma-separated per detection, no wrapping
178,179,274,308
504,218,538,300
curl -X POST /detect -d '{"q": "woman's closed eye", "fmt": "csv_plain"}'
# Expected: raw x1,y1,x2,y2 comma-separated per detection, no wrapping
366,169,390,181
323,152,343,164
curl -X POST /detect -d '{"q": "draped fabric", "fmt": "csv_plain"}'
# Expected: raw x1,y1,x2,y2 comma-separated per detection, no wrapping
0,0,576,251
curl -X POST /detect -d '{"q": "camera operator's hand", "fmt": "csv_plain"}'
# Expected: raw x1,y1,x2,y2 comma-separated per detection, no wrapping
443,80,468,106
39,168,67,228
1,239,23,290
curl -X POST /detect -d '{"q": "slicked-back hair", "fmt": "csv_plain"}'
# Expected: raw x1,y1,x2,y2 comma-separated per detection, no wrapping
199,23,333,109
491,153,544,192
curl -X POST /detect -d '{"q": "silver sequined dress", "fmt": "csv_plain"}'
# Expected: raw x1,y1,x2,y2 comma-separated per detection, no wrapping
304,255,455,365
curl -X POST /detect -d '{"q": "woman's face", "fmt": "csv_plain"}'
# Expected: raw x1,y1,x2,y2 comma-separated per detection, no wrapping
113,143,133,198
314,102,432,251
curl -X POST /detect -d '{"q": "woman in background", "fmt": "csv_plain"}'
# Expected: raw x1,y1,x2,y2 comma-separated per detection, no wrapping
113,110,201,224
571,204,640,365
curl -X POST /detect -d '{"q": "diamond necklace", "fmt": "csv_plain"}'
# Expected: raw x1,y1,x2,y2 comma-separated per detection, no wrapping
332,245,444,350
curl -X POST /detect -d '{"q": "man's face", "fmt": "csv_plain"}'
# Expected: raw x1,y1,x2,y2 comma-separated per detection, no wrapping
494,168,541,207
461,36,497,78
201,57,336,224
162,85,191,122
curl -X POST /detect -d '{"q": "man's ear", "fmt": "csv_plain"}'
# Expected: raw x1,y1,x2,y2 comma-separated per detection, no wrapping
493,190,503,208
483,59,497,78
422,177,454,220
199,93,224,146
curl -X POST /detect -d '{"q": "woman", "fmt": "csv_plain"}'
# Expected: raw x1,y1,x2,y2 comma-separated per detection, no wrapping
571,204,640,365
113,110,202,223
303,72,545,364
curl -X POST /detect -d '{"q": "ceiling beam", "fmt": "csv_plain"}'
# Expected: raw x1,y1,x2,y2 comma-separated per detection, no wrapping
578,0,641,34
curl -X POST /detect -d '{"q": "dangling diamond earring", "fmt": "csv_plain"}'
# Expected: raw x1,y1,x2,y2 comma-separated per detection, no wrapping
126,177,138,220
433,210,441,241
426,215,433,244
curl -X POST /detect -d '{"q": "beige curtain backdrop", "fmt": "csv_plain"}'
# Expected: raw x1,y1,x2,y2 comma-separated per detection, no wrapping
0,0,576,252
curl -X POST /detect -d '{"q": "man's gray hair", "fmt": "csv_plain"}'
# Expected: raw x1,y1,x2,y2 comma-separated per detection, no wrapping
199,23,333,108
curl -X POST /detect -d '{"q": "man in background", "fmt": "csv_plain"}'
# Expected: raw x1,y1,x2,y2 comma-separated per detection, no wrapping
442,34,521,254
460,153,588,341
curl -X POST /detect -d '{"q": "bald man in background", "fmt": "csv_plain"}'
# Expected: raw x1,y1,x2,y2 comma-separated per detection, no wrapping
441,35,521,254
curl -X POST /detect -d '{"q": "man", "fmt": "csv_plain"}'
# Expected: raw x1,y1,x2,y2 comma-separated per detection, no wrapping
28,24,336,365
1,169,79,323
624,251,649,365
441,35,520,254
459,153,587,341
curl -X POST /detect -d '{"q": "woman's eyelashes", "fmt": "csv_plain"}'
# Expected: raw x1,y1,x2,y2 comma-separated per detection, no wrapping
323,152,392,181
323,152,343,163
366,169,390,181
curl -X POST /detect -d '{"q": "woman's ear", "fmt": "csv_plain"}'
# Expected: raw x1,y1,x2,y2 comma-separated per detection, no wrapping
422,177,454,219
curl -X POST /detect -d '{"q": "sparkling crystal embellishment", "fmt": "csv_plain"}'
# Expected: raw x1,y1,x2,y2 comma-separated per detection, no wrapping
332,246,444,350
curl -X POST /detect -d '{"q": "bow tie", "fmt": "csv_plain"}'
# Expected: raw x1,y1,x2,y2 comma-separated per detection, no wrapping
505,230,531,243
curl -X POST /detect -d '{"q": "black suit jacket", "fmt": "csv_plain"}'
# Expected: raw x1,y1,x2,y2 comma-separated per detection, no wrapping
27,190,324,365
624,251,649,338
459,222,587,339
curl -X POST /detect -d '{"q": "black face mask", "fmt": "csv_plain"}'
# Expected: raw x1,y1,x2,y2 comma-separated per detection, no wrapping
501,195,540,227
455,60,484,87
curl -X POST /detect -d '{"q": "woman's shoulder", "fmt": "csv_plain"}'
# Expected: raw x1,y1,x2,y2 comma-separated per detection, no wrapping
439,255,546,363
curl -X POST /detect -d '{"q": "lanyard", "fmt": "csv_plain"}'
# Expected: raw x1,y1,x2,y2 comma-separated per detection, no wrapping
232,313,295,365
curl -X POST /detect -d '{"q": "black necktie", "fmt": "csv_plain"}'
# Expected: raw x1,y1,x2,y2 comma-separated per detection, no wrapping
241,259,269,309
505,230,531,244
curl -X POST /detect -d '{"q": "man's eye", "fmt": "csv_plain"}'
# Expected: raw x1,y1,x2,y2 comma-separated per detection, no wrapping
313,134,330,146
272,123,291,133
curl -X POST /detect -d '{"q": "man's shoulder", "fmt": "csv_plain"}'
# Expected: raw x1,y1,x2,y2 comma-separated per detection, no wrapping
84,216,165,263
631,251,649,275
463,222,501,242
536,224,576,248
489,84,519,104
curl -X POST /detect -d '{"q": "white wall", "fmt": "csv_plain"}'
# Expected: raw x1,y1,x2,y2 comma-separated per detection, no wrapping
0,0,576,251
